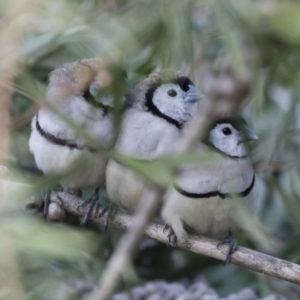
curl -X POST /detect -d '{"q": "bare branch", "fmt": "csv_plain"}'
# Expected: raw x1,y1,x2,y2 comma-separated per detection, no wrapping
49,191,300,286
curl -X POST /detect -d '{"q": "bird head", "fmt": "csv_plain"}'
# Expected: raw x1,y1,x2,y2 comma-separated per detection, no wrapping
208,117,258,158
129,70,203,128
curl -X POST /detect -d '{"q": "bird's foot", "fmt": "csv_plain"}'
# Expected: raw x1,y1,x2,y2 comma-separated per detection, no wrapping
79,188,107,225
217,232,238,264
163,225,177,247
42,187,65,219
163,224,170,234
103,204,116,233
42,190,51,218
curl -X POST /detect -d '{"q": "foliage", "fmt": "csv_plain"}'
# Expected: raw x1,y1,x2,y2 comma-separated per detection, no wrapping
2,0,300,299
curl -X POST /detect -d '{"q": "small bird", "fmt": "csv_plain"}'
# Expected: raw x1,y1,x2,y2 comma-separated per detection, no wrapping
106,70,202,214
29,57,126,222
161,117,258,262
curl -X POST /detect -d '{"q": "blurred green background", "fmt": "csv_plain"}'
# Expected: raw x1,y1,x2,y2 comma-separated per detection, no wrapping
2,0,300,299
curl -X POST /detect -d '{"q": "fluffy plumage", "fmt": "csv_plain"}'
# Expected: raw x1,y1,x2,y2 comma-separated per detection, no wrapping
106,70,202,211
29,57,119,192
161,119,258,243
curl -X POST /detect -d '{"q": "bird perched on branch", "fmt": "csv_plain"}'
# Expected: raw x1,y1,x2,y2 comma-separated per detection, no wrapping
29,57,127,223
106,70,202,216
161,117,258,262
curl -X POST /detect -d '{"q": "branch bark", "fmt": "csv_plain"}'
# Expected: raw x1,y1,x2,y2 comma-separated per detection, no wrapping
49,192,300,287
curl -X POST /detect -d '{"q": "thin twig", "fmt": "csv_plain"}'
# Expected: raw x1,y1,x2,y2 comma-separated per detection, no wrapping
91,187,165,300
12,104,39,130
0,1,41,298
49,191,300,286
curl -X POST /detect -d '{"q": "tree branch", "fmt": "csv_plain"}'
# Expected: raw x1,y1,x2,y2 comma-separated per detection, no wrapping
49,191,300,286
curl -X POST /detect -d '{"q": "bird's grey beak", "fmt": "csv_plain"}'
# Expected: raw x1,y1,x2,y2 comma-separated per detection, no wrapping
243,124,258,141
184,85,203,103
238,124,258,144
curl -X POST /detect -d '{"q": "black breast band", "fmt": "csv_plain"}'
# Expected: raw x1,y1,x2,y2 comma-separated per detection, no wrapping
35,115,96,152
174,174,255,200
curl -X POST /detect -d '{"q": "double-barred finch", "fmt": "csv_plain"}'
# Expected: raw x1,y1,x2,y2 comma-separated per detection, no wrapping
161,117,258,262
29,57,126,222
106,70,202,212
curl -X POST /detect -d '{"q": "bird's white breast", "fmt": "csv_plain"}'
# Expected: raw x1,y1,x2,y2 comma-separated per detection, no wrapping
29,118,107,189
162,188,256,240
106,160,148,210
161,155,257,241
176,157,254,195
36,97,114,147
106,109,181,209
29,96,113,189
116,109,180,158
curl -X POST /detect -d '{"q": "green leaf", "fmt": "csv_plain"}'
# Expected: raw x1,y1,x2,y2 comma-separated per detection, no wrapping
267,4,300,44
112,152,175,187
5,216,100,260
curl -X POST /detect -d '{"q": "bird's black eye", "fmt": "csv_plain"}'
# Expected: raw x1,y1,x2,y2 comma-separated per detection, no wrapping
222,127,232,135
168,89,177,97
